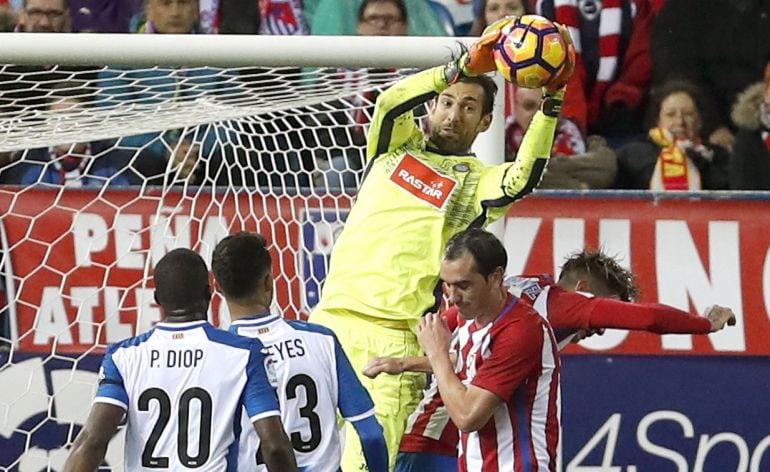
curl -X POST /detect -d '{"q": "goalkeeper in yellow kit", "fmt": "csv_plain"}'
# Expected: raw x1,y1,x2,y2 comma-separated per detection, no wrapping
310,18,575,471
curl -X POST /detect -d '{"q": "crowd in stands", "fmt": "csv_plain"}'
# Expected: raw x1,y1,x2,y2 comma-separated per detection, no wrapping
1,0,770,191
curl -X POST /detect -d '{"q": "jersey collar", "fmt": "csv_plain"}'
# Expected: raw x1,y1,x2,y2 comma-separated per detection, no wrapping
155,320,209,331
230,312,280,327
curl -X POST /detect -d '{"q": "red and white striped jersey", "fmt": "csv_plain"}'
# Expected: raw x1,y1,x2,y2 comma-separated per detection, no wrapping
400,275,712,461
404,294,561,471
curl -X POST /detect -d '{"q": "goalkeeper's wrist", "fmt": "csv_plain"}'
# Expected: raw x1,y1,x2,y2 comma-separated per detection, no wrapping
444,53,471,85
541,88,565,118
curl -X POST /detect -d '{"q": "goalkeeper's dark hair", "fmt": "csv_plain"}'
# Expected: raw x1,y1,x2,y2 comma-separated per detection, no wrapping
153,248,211,320
444,228,507,279
212,231,273,300
357,0,407,23
458,74,497,116
558,250,638,302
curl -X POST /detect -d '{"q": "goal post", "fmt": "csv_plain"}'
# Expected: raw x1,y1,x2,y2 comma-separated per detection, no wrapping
0,33,506,470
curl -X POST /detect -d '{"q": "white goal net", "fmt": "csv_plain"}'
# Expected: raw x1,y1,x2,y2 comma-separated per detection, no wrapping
0,33,493,470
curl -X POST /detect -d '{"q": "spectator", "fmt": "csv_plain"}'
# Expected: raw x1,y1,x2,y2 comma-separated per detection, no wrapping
615,80,730,191
468,0,531,35
0,86,135,187
357,0,407,35
310,0,447,36
16,0,69,31
652,0,770,152
0,0,95,116
97,0,238,187
538,0,654,143
730,62,770,190
509,87,616,189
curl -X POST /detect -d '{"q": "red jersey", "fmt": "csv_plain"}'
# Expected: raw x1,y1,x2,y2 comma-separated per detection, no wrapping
400,275,712,459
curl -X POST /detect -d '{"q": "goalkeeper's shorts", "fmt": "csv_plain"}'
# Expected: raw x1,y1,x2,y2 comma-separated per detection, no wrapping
310,309,426,472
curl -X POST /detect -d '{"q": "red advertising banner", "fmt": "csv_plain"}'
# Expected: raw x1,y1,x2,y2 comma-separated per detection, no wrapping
2,188,768,356
0,188,352,353
503,192,770,356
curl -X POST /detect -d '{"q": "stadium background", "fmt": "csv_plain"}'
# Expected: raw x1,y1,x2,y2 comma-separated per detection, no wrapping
1,189,769,470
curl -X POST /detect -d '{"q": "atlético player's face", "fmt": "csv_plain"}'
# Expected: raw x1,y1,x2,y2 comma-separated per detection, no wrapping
428,83,492,155
441,252,503,321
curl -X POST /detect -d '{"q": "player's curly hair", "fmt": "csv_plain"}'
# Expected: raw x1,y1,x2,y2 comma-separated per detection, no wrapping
558,250,639,302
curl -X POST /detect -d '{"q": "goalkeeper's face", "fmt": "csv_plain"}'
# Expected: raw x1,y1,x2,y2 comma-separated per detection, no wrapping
428,83,492,155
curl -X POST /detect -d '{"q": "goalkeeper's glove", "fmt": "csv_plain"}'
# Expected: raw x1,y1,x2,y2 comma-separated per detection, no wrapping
540,22,576,117
444,16,518,84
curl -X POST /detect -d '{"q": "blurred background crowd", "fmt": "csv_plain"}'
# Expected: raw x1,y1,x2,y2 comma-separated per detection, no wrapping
1,0,769,192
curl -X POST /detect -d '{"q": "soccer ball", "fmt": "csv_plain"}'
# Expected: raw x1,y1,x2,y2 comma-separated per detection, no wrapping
493,15,568,89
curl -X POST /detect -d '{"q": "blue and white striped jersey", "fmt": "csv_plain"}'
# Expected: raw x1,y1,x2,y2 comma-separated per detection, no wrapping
95,320,280,471
230,313,376,472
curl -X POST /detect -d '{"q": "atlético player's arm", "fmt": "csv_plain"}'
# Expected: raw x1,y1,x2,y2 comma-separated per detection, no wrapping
63,403,124,472
366,67,447,161
546,287,733,333
418,314,542,432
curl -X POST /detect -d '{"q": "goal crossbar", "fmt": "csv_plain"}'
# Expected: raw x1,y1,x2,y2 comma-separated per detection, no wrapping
0,33,476,68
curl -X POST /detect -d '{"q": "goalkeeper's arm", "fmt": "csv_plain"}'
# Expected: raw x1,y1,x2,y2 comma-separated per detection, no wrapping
365,66,448,161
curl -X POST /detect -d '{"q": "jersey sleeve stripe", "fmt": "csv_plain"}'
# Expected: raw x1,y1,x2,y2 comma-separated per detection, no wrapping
93,396,128,410
249,409,281,423
344,407,376,423
374,92,437,157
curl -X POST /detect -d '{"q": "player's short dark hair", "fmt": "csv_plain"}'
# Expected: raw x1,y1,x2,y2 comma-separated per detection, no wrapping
558,250,639,302
154,248,211,318
212,231,272,300
357,0,408,23
458,74,497,116
444,228,507,278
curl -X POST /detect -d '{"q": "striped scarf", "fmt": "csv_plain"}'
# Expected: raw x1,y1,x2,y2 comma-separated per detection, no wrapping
549,0,633,124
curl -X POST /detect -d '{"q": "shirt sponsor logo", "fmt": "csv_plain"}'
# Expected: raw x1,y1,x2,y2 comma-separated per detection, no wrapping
390,154,457,210
172,333,184,340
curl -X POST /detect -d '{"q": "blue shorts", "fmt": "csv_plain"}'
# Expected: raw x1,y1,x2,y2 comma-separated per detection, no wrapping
394,451,457,472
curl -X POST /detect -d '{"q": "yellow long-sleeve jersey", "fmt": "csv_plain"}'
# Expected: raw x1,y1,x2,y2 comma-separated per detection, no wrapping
314,65,558,332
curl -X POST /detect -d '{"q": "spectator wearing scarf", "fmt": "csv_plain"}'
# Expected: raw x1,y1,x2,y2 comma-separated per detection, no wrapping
615,80,729,191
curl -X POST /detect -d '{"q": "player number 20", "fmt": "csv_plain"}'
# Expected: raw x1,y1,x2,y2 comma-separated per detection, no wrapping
139,387,213,468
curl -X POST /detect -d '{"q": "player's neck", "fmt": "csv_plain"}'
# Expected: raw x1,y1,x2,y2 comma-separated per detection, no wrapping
473,288,509,328
227,300,271,321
